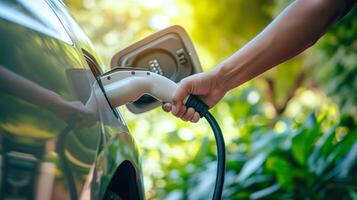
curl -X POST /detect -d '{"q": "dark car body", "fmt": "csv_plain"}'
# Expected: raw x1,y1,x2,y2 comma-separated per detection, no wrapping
0,0,144,199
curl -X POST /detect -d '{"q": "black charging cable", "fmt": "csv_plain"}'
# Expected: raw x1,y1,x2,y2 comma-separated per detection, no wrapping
185,96,226,200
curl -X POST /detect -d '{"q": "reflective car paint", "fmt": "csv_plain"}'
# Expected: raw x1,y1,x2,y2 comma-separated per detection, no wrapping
0,0,144,199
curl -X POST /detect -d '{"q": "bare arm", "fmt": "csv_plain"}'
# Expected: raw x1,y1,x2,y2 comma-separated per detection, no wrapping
163,0,355,122
215,0,354,92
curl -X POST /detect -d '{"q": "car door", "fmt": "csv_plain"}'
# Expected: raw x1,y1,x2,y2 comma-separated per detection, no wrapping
0,0,144,199
0,1,101,199
47,1,145,199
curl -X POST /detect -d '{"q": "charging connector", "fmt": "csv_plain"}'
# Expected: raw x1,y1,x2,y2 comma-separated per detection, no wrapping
99,69,225,200
101,70,181,107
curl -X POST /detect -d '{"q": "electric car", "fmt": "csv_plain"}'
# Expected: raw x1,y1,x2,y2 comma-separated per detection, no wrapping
0,0,201,199
0,0,143,199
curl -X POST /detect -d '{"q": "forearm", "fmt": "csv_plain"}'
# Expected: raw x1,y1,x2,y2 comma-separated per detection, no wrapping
214,0,352,92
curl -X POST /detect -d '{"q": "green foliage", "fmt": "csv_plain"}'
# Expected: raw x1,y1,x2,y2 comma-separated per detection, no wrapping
65,0,357,199
315,7,357,119
159,114,357,199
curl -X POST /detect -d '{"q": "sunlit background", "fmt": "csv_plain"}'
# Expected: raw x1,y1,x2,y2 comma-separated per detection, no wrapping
66,0,357,199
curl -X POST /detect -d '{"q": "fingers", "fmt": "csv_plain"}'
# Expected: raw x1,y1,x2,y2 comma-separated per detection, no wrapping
191,112,200,123
182,107,195,121
175,105,187,118
163,103,201,123
172,80,190,115
172,80,190,103
182,109,200,123
161,76,205,122
162,103,172,112
163,102,185,117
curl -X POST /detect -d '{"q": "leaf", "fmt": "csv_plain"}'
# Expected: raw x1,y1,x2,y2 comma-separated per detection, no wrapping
240,174,272,189
292,129,308,166
308,127,336,174
252,130,288,153
265,156,294,190
292,114,321,167
335,141,357,178
250,184,280,200
326,130,357,168
237,153,267,182
188,162,216,200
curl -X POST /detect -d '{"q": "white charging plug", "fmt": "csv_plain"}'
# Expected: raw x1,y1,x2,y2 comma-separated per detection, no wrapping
99,70,186,108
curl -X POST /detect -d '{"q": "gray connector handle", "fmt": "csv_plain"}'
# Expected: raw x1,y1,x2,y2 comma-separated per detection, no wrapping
100,70,186,108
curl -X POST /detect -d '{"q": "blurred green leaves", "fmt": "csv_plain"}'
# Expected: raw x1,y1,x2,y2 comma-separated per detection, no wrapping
315,6,357,119
65,0,357,199
185,113,357,199
292,114,320,167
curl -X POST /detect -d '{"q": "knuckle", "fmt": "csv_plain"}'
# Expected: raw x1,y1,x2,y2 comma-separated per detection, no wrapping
177,110,184,118
181,116,188,121
173,110,180,117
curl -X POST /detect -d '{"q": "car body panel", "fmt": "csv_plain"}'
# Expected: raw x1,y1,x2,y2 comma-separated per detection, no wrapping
0,0,143,199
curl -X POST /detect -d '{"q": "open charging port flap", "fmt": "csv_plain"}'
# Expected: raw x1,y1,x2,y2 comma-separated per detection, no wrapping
110,25,202,114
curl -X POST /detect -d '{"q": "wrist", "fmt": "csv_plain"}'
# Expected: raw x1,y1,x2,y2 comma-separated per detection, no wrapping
211,60,235,93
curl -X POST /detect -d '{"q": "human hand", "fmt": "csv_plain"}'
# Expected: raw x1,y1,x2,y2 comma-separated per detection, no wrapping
162,70,226,122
